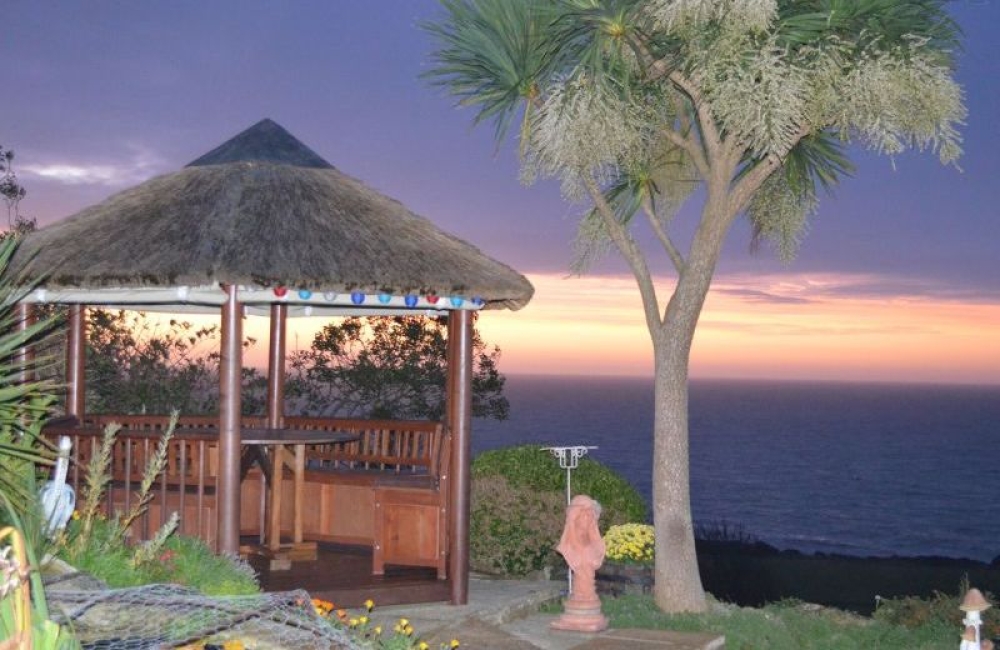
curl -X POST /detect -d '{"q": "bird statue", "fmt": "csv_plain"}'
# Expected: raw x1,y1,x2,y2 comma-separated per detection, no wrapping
39,436,75,536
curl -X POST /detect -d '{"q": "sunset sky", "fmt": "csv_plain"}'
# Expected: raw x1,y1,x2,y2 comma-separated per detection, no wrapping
5,2,998,386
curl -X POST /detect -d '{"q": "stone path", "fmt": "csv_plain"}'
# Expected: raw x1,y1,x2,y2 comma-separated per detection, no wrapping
376,577,725,649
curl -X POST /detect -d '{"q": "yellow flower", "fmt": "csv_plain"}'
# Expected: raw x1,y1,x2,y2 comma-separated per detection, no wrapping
603,523,655,564
349,617,360,627
450,640,461,648
404,624,414,636
364,598,375,611
418,643,430,650
373,626,382,636
398,618,409,627
222,642,245,650
71,510,80,520
359,615,369,625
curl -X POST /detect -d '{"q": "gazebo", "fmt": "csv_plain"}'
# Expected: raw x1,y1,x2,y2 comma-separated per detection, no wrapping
10,119,533,604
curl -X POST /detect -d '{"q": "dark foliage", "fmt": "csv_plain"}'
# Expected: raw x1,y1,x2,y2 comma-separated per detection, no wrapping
287,315,509,420
85,310,266,416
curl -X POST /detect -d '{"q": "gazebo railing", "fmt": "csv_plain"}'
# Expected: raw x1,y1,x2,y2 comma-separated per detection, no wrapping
42,415,448,556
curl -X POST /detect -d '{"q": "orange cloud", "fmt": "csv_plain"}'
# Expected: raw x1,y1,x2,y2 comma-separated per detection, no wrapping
135,271,1000,386
475,272,1000,385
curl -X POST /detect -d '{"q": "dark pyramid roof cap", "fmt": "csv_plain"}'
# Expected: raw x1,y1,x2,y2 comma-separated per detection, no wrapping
186,118,334,169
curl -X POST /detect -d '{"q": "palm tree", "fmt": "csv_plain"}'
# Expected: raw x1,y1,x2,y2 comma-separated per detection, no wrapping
425,0,965,611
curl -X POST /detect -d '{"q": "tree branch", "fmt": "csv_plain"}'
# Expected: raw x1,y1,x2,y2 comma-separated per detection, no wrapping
631,37,711,178
667,70,725,167
582,175,663,336
642,196,685,273
728,124,811,215
660,125,710,181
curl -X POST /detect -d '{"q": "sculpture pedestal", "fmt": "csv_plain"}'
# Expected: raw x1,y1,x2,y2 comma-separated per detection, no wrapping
550,595,609,633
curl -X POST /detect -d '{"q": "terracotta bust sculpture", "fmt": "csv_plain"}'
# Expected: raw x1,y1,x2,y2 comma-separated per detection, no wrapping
551,494,609,633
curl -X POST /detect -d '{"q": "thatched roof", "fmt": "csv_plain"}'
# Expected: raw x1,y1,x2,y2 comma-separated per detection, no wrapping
12,119,533,312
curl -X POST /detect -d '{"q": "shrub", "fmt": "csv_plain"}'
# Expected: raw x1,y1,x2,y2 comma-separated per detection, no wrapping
470,475,565,576
873,580,1000,640
472,444,647,528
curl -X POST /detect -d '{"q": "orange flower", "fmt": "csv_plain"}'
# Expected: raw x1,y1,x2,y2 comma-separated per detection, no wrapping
310,598,334,617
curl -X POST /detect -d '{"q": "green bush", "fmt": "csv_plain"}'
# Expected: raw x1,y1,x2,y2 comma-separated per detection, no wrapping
470,475,565,576
873,580,999,640
472,444,647,528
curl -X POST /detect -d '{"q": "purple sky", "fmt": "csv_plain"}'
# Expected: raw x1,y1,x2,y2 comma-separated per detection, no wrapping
5,1,999,303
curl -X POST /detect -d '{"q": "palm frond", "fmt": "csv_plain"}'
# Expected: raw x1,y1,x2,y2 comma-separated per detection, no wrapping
777,0,960,62
424,0,562,142
548,0,650,79
782,128,854,198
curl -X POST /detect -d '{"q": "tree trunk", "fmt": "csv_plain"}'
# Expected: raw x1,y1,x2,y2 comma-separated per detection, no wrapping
651,309,706,613
651,196,734,613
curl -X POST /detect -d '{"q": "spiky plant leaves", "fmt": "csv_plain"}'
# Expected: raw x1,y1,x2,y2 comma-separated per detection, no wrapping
0,237,61,534
424,0,562,143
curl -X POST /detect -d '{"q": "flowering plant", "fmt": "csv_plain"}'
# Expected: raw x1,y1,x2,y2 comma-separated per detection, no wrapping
603,523,654,565
311,598,459,649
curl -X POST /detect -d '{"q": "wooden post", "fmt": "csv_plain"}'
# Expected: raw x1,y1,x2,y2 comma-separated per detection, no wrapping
447,309,473,605
267,303,287,429
65,306,86,417
217,285,243,554
15,303,34,386
264,303,287,547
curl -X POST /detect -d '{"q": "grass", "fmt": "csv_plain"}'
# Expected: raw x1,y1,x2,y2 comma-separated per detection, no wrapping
543,594,957,649
56,516,259,595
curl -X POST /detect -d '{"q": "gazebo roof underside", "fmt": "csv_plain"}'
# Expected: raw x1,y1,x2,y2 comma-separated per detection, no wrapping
11,119,533,313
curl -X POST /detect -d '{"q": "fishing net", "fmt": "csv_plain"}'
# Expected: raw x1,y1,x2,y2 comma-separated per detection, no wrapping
46,584,360,649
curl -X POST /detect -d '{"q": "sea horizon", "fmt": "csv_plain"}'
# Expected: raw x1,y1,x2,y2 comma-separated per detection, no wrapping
502,371,1000,390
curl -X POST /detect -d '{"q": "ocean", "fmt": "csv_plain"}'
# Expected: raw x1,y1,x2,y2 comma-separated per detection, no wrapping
471,375,1000,563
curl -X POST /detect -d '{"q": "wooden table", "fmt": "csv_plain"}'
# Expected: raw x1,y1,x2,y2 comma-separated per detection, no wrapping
239,428,360,570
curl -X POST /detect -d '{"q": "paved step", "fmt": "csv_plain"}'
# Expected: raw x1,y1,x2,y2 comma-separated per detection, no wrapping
376,577,725,649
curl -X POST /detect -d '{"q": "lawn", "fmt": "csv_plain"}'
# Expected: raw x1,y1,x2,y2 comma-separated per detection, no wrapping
562,594,960,650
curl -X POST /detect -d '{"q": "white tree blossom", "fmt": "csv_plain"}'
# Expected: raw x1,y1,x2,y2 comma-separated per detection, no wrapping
649,0,777,33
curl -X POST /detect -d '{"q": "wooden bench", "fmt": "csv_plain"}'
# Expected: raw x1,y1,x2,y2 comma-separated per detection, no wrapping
48,415,450,578
285,417,450,579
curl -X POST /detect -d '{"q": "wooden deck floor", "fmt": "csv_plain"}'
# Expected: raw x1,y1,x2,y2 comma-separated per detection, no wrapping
245,540,451,608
